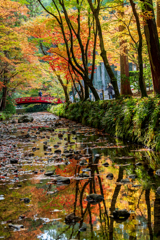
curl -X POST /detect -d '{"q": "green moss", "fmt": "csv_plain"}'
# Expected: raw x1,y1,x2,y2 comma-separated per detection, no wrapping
48,98,160,151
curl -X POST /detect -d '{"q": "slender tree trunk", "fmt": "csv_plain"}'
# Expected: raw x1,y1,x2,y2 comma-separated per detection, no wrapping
72,79,84,101
56,75,69,102
120,42,132,95
79,81,84,101
63,85,69,102
84,81,90,100
157,0,160,28
89,83,100,101
85,76,100,100
72,86,76,102
0,86,7,111
129,0,148,97
109,167,123,240
119,9,132,95
141,0,160,94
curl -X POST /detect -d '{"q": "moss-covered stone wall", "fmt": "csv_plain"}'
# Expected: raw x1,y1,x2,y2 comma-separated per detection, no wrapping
49,97,160,151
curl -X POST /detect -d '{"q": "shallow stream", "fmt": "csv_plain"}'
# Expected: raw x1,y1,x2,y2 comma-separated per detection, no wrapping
0,112,160,240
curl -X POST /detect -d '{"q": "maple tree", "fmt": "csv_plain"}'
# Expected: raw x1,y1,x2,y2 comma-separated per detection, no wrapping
0,0,48,110
36,0,103,101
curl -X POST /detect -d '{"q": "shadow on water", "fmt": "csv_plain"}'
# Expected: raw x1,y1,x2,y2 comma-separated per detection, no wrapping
1,113,160,239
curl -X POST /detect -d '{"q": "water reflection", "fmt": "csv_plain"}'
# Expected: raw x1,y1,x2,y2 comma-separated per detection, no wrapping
1,117,160,240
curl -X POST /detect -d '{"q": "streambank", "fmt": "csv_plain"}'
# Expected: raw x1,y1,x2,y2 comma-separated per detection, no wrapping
49,97,160,151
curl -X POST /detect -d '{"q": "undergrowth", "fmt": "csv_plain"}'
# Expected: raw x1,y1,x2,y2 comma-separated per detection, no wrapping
49,97,160,151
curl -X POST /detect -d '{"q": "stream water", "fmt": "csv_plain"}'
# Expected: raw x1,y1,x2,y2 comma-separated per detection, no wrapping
0,112,160,240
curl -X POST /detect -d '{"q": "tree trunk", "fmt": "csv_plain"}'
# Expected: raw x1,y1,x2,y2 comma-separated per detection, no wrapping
84,81,89,100
119,9,132,96
0,86,7,111
56,75,69,102
79,80,85,101
72,86,76,102
120,44,132,95
129,0,148,97
89,83,100,101
72,79,84,101
157,0,160,28
141,0,160,94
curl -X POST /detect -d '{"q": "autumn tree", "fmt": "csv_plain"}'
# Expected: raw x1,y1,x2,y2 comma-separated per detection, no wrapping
37,0,101,100
0,0,46,110
25,17,85,102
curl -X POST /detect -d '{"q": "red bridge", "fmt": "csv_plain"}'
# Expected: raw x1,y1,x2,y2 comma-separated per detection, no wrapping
15,97,63,105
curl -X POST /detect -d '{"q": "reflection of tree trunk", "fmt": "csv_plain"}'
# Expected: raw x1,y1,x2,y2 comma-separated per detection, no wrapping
88,204,94,239
145,189,153,240
129,237,137,240
154,194,160,237
109,167,123,240
74,180,79,215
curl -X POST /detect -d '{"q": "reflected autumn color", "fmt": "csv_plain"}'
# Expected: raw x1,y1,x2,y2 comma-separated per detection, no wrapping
1,115,160,239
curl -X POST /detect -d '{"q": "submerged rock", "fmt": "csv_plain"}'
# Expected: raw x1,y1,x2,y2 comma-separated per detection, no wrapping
78,173,89,178
10,159,18,164
102,162,109,167
79,226,87,232
82,168,91,172
120,178,130,184
86,194,104,205
135,162,142,166
112,209,130,222
18,115,33,123
20,198,30,204
156,169,160,176
65,213,81,225
79,159,88,166
156,187,160,195
128,174,137,179
8,224,24,230
54,149,61,154
106,173,113,180
55,176,70,184
44,171,55,176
